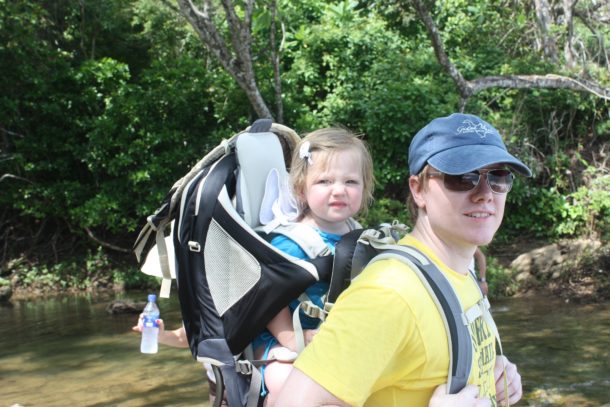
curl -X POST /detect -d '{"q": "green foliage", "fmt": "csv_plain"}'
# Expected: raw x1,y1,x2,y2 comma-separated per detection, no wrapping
485,256,518,298
503,167,609,241
503,182,565,239
359,198,411,229
113,267,159,290
1,0,608,290
7,246,156,292
556,172,610,240
1,0,245,235
282,3,456,193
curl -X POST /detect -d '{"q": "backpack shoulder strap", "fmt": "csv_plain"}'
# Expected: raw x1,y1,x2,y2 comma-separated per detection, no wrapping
267,217,362,259
268,223,331,259
367,245,473,395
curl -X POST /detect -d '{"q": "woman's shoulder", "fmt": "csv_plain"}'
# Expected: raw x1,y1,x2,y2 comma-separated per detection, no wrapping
350,256,434,302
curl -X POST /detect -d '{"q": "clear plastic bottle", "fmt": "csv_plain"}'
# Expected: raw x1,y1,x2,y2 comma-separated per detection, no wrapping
140,294,160,354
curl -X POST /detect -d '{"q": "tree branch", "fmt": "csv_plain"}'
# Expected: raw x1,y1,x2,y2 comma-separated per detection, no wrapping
0,126,25,138
563,0,578,69
573,5,609,68
469,74,609,100
85,228,131,253
410,0,610,108
0,174,33,184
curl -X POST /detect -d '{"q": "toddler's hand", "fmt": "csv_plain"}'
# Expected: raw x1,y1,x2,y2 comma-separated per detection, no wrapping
304,329,319,346
132,313,165,335
131,313,144,333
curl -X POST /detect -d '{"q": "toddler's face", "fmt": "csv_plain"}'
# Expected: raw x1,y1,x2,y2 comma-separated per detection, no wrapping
302,148,363,234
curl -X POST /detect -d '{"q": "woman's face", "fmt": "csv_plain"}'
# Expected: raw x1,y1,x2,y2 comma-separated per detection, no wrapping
412,166,507,249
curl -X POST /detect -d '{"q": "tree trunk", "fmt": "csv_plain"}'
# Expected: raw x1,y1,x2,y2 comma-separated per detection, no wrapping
270,0,284,123
563,0,577,69
534,0,559,63
176,0,273,119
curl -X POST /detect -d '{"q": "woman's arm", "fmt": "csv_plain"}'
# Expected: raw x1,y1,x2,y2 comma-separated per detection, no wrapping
273,367,350,407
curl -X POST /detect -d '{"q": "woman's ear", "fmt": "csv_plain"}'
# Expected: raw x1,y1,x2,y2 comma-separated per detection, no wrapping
409,175,426,209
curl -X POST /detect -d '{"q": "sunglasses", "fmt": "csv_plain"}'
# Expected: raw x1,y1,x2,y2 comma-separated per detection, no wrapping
426,169,514,194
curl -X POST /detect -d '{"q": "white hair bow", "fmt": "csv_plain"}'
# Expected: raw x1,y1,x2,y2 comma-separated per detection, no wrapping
299,141,313,165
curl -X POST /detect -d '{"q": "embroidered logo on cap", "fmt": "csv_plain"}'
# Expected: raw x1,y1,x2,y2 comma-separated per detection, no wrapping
457,119,495,138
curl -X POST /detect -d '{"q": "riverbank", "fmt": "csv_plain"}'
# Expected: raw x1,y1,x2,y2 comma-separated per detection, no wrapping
2,237,609,304
491,237,610,304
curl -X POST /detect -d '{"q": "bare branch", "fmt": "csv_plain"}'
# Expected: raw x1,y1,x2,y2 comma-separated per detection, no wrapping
0,126,24,138
410,0,610,107
220,0,251,63
574,5,609,69
0,174,33,184
469,74,610,100
85,228,131,253
178,0,237,77
563,0,578,69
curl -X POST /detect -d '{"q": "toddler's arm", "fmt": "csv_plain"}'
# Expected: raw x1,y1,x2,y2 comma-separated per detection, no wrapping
132,314,189,348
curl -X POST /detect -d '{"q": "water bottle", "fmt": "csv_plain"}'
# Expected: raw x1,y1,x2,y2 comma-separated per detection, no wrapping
140,294,160,354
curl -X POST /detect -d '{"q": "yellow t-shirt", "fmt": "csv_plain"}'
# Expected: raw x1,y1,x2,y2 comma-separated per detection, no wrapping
294,235,498,407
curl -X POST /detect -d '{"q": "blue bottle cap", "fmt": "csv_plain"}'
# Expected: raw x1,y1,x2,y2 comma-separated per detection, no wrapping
147,294,157,302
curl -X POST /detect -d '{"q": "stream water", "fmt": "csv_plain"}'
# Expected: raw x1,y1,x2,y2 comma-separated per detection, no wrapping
0,292,608,407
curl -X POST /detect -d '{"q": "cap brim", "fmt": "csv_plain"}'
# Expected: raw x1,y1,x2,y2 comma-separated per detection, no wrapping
428,145,532,177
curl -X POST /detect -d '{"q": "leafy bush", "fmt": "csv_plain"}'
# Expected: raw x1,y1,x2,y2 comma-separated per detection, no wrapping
503,182,564,239
504,165,609,241
557,171,610,240
486,257,518,298
359,197,411,229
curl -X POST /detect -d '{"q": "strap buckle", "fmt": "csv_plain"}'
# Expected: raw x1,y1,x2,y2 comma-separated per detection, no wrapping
236,360,253,375
188,241,201,252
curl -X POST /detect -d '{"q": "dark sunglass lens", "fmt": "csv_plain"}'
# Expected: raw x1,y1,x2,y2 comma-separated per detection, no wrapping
444,173,479,191
487,170,514,193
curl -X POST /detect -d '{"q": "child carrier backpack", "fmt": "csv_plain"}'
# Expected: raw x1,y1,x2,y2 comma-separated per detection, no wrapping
134,119,343,407
133,119,502,406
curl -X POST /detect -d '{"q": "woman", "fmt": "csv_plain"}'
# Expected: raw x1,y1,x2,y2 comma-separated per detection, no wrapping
274,113,528,407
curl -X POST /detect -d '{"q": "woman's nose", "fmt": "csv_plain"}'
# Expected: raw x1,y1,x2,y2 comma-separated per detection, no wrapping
471,174,493,201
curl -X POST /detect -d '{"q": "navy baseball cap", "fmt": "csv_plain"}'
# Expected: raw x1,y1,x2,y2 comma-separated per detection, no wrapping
408,113,532,176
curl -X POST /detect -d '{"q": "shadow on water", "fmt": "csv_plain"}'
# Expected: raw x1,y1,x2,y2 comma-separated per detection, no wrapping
0,291,608,406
